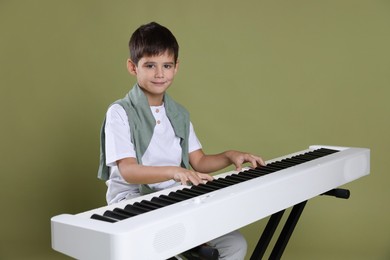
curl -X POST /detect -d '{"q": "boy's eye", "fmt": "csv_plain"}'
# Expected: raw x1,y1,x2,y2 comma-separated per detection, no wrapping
143,63,174,69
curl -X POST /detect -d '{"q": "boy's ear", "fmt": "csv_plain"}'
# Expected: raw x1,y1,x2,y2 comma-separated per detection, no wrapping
127,59,137,75
174,59,180,74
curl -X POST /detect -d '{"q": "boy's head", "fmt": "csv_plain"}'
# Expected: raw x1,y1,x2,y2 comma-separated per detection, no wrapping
129,22,179,65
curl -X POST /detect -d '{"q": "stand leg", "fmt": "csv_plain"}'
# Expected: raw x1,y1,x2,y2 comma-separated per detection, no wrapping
250,210,285,260
269,201,307,260
250,188,350,260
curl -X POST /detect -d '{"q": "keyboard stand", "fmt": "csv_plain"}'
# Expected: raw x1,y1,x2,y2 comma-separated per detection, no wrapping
250,188,350,260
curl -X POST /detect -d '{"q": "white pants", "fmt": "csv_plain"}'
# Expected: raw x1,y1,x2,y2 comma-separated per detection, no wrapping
207,230,247,260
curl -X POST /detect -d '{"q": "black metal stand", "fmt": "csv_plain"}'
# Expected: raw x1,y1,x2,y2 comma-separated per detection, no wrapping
250,188,350,260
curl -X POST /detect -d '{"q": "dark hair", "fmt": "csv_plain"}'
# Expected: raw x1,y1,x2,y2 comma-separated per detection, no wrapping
129,22,179,65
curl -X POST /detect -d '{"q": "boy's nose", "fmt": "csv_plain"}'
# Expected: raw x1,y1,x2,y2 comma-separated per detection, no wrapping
155,67,164,78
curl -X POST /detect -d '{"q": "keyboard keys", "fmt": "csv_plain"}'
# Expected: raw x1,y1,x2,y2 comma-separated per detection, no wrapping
90,148,339,223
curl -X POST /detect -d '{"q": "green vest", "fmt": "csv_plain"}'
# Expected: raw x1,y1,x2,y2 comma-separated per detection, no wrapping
97,84,190,194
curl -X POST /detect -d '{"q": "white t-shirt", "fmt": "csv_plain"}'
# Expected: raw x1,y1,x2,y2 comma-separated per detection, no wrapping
104,103,202,204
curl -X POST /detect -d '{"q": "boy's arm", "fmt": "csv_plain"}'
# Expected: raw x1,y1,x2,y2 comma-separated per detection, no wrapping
117,157,213,186
189,149,265,173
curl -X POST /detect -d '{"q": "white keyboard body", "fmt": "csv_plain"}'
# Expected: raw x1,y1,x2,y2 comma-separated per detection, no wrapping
51,145,370,260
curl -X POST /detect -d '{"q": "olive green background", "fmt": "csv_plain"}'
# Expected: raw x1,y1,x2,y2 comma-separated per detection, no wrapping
1,1,389,259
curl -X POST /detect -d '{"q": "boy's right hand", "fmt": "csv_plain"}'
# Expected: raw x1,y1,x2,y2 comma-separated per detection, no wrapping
172,167,213,186
117,157,213,185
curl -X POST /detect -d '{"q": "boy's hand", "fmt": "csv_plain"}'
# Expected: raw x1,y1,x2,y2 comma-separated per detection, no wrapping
226,150,266,172
172,168,214,186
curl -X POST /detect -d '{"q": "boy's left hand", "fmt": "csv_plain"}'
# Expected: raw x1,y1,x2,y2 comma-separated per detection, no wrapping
226,150,266,172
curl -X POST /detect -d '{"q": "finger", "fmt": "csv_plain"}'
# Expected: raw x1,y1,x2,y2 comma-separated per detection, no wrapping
187,174,201,186
235,163,243,172
198,173,214,182
174,173,186,185
180,175,189,186
236,155,249,171
254,155,266,166
258,157,266,166
250,156,261,168
246,154,265,168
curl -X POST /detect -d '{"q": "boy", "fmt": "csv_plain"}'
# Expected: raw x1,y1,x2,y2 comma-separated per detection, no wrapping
98,22,265,260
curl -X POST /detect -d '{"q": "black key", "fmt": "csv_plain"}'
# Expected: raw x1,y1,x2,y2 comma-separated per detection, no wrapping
139,200,165,209
300,153,320,159
324,148,338,154
169,191,194,200
250,168,275,175
134,201,159,210
224,175,245,184
206,180,230,189
264,164,286,170
131,202,154,212
180,187,207,196
91,213,118,223
159,194,183,203
123,205,147,215
270,161,293,168
262,166,280,172
238,171,263,179
214,178,238,185
284,158,307,164
151,196,176,206
225,174,248,182
278,160,299,167
312,148,337,156
293,153,310,158
248,168,273,175
305,151,322,156
243,169,265,178
191,184,216,193
308,151,324,156
199,183,222,191
211,178,236,187
253,167,277,173
113,208,137,217
233,173,255,181
148,198,171,207
103,210,129,220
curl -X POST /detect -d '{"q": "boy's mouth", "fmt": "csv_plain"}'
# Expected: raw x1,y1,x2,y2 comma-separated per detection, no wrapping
151,81,167,85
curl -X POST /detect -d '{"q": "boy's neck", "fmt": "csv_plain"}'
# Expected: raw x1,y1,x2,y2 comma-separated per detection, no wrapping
146,93,164,106
136,84,164,106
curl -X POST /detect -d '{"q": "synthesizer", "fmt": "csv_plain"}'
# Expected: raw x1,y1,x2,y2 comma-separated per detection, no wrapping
51,145,370,260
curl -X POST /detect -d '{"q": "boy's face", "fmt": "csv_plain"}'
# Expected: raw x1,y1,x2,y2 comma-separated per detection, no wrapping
127,51,178,106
